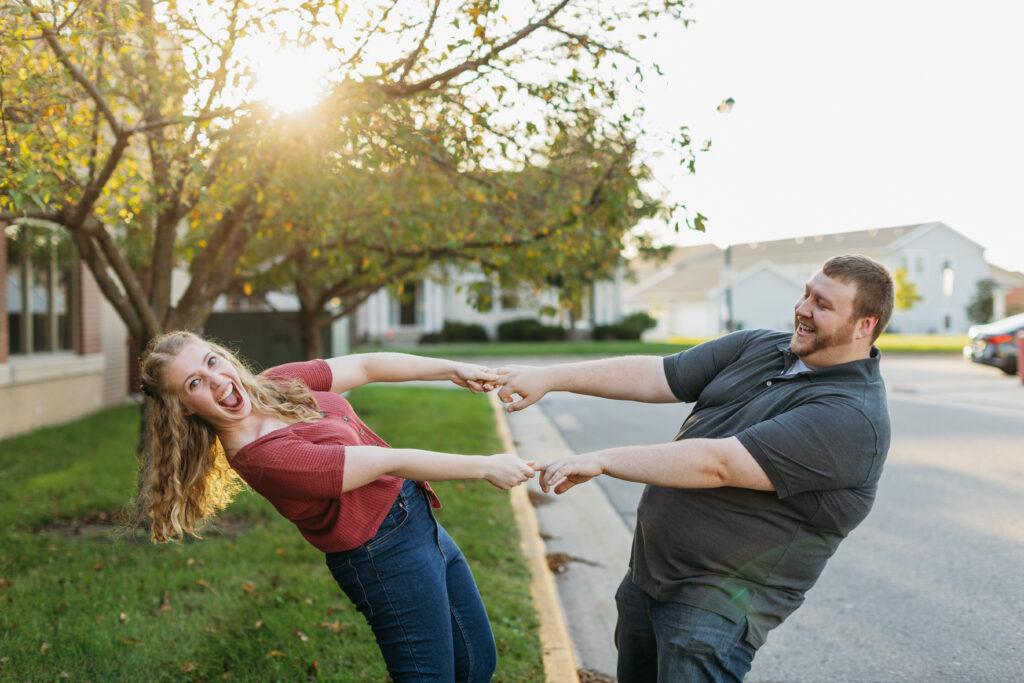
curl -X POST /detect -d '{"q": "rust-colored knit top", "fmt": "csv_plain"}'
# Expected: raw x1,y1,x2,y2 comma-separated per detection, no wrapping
229,359,440,553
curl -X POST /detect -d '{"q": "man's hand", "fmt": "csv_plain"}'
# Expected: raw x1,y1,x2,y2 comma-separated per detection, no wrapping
494,364,552,412
536,455,605,494
451,362,501,393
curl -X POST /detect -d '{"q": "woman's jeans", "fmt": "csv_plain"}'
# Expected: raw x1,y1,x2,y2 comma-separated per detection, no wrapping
615,573,757,683
325,480,497,682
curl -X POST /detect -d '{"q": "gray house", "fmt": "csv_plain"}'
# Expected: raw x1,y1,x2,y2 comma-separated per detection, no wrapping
627,222,1007,337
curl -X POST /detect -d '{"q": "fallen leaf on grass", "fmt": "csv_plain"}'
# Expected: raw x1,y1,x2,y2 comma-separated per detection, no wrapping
0,578,10,590
326,604,347,614
294,630,309,642
39,642,50,655
253,620,264,630
241,581,257,595
307,660,320,676
159,591,172,613
195,578,211,589
93,562,104,572
319,620,346,633
119,612,128,624
121,637,142,646
266,650,285,658
274,547,285,557
181,662,197,673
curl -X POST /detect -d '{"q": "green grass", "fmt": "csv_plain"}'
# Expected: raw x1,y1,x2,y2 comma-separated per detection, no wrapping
0,388,541,681
360,332,968,360
356,339,701,358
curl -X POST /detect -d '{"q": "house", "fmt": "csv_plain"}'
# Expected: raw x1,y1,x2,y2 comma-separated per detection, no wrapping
354,266,626,344
1,222,130,439
627,222,1009,337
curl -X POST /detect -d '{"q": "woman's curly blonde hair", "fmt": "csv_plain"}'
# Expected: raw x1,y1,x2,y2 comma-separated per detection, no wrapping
134,331,322,542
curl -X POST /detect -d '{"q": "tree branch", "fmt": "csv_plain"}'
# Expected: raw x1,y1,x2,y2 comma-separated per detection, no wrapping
379,0,571,97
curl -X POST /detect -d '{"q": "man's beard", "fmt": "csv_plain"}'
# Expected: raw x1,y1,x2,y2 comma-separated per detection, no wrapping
790,315,857,357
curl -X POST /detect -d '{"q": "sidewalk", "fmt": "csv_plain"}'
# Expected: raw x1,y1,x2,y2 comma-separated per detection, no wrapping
501,400,632,679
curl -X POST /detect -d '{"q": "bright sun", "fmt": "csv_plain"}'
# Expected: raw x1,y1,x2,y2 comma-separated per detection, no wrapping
248,45,335,113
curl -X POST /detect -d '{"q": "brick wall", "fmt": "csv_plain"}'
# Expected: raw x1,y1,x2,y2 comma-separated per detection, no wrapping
78,261,103,355
0,228,7,364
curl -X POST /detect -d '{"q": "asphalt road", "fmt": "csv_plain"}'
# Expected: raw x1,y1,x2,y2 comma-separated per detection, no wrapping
529,355,1024,682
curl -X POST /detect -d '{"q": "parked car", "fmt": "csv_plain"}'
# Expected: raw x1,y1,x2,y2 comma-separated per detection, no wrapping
966,312,1024,375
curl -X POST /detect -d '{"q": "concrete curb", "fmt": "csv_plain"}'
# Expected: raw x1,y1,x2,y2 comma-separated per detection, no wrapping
489,392,580,683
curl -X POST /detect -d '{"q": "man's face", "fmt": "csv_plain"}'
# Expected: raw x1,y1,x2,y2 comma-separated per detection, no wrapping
791,271,860,358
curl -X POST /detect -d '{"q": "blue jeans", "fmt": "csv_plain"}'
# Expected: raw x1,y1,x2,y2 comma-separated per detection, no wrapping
615,574,756,683
325,480,497,682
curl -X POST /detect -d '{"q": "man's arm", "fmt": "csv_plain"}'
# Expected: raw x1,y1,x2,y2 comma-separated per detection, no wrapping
325,353,499,394
536,436,774,494
495,356,677,412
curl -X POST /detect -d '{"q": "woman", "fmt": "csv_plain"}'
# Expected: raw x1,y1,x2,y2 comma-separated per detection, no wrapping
135,330,533,682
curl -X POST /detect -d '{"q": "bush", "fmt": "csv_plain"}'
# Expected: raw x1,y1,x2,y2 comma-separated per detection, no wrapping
496,318,567,342
592,312,658,341
419,320,490,344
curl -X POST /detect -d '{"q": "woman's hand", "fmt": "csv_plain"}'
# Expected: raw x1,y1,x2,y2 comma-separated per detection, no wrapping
482,454,536,490
451,362,502,393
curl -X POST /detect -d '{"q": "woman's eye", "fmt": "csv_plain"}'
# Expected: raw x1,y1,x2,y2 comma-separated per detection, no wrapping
189,379,199,390
208,356,217,366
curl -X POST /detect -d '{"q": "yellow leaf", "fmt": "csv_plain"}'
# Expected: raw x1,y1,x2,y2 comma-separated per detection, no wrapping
311,248,320,258
243,282,253,296
214,212,223,221
266,650,284,658
198,240,208,249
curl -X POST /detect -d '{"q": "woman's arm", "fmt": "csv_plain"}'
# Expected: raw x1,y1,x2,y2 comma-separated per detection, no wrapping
326,353,500,394
342,446,535,491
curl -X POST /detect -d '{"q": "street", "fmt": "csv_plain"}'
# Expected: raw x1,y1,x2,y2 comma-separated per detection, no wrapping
512,355,1024,681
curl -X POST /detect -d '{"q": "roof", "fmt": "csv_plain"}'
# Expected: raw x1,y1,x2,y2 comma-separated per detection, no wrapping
628,221,972,305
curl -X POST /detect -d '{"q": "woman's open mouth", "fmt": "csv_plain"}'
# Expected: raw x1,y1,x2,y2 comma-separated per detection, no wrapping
217,382,244,411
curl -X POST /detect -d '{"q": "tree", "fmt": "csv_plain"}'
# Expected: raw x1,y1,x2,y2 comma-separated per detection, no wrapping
2,0,694,357
966,278,996,324
894,267,923,311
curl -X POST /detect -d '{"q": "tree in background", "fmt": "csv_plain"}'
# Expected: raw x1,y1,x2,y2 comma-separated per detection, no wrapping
966,278,996,324
894,267,923,312
2,0,695,356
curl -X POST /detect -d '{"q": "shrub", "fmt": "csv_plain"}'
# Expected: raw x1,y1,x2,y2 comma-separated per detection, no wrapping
419,320,490,344
592,312,658,341
496,318,567,342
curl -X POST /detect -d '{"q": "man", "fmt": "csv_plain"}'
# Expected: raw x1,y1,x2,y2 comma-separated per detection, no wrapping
496,255,894,682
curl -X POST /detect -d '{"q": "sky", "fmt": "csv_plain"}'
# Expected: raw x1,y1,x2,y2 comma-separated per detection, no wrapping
634,0,1024,273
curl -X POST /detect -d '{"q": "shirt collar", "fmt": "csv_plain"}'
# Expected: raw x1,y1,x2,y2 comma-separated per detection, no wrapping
775,342,882,382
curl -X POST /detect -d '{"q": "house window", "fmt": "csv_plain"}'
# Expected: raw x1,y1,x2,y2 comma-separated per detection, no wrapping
397,280,419,326
5,224,75,354
499,288,520,311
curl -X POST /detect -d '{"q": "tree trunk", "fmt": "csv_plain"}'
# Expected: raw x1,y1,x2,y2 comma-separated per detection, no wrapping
298,306,324,360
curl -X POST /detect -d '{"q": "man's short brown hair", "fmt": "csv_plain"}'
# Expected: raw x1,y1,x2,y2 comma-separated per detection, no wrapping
821,254,894,342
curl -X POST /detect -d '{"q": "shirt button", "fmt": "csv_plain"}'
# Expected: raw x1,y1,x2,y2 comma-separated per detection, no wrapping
342,416,350,422
766,380,772,387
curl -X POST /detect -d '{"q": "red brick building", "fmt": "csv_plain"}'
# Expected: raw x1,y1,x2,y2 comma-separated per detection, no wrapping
1,222,130,439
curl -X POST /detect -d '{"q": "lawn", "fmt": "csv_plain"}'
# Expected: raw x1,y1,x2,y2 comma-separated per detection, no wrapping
356,332,968,359
355,338,704,358
0,388,541,681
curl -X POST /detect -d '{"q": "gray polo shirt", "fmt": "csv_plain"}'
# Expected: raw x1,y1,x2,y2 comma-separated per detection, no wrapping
632,329,890,649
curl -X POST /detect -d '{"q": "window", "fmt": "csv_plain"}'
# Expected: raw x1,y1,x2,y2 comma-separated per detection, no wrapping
396,280,419,326
5,223,75,354
499,287,520,311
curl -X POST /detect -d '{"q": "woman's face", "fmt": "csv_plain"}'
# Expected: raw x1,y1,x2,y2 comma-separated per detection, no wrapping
164,341,252,426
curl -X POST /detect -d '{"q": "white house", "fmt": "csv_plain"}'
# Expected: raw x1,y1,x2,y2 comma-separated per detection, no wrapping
354,265,626,343
627,222,1011,338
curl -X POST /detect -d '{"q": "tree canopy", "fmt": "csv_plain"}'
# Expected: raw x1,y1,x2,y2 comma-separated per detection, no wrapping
2,0,695,351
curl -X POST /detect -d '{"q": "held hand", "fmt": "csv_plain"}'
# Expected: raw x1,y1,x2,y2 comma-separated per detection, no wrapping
451,363,502,393
536,456,603,494
494,365,550,412
482,453,536,490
